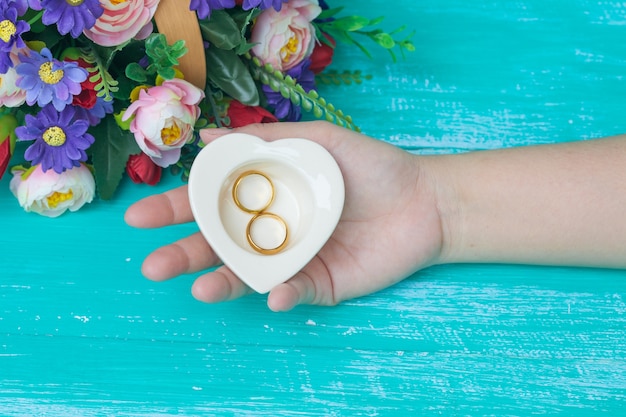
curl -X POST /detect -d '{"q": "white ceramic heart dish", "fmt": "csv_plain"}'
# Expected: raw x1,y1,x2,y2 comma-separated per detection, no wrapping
187,133,345,294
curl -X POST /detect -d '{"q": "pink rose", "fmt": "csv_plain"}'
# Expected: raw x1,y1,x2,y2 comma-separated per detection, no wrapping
10,164,95,218
122,79,204,168
251,0,322,71
83,0,160,47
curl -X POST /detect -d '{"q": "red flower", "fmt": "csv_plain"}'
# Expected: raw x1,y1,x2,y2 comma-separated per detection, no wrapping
226,100,278,128
68,58,99,109
309,33,336,74
0,136,11,180
126,153,162,185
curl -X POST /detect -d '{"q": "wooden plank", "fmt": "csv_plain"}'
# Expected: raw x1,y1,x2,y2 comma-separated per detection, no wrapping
1,0,626,415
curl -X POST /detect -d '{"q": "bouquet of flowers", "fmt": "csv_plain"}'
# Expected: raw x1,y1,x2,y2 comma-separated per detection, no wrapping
0,0,413,217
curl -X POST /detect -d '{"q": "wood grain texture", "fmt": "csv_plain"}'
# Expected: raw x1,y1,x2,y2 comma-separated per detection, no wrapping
154,0,207,89
1,1,626,415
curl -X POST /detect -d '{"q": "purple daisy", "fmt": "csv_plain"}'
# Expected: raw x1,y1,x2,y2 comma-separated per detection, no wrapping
74,96,114,126
16,48,88,112
16,105,95,174
8,0,43,15
189,0,235,19
263,59,316,121
41,0,103,38
241,0,287,11
0,3,29,73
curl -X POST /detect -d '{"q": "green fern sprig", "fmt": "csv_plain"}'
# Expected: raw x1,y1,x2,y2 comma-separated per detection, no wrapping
315,9,416,62
247,55,360,131
316,69,373,86
79,47,119,102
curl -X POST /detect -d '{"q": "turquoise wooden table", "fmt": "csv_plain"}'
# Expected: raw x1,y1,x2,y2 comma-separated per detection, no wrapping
2,1,626,415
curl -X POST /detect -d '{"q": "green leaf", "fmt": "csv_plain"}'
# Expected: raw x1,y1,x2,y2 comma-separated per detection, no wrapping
125,62,147,83
88,116,141,200
228,7,261,29
25,26,63,50
279,85,290,99
157,66,176,80
328,16,371,32
199,10,243,50
301,98,313,112
289,90,301,106
316,7,344,20
205,48,259,106
144,34,187,76
372,33,395,49
369,16,386,26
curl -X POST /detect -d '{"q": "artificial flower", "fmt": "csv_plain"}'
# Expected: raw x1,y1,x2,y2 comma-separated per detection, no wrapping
0,112,17,179
126,152,162,185
250,0,321,71
16,48,87,111
239,0,287,11
15,104,95,173
74,96,114,126
10,163,95,217
0,50,26,107
123,78,204,168
83,0,159,47
0,2,29,73
40,0,103,38
226,99,278,127
67,57,99,109
0,0,413,215
8,0,42,15
309,33,335,74
190,0,235,19
263,58,315,121
0,135,11,179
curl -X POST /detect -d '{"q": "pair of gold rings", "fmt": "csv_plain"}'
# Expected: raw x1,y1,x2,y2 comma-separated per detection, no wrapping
232,170,289,255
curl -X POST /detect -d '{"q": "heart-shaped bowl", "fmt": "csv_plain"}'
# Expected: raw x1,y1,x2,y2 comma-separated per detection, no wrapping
188,132,345,293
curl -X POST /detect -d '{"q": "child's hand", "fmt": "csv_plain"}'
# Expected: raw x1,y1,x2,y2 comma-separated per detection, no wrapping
125,121,444,311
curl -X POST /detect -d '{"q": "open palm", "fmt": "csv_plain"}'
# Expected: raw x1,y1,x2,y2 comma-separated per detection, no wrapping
125,121,444,311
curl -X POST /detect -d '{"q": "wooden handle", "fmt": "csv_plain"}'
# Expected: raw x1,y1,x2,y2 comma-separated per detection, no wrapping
153,0,206,89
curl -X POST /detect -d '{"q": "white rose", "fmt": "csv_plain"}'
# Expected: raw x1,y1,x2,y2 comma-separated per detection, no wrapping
10,163,95,217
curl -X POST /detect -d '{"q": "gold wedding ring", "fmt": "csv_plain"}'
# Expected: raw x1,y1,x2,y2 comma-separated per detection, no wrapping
231,170,289,255
232,170,275,213
246,212,289,255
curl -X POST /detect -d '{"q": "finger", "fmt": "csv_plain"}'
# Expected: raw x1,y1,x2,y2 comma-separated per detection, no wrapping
266,258,334,312
191,265,253,303
141,232,219,281
200,121,340,147
266,272,318,312
125,185,193,228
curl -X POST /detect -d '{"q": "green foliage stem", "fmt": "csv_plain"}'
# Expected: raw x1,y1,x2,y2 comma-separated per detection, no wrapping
125,34,187,83
315,8,415,61
247,55,360,131
316,70,373,86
